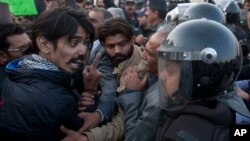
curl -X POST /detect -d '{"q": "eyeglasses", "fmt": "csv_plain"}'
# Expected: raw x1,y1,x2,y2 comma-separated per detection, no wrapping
7,43,31,53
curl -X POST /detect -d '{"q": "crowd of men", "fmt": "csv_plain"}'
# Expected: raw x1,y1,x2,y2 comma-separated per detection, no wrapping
0,0,250,141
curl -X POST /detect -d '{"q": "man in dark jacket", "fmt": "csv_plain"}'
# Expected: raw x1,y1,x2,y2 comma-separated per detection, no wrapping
0,8,100,141
0,23,31,83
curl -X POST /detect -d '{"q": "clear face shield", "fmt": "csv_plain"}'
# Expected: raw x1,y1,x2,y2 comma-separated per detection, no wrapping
157,47,194,110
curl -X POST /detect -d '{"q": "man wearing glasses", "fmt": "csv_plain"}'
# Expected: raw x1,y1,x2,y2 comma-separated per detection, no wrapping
0,23,32,82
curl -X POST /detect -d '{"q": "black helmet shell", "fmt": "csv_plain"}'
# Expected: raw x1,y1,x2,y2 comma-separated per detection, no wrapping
159,19,242,99
182,2,226,24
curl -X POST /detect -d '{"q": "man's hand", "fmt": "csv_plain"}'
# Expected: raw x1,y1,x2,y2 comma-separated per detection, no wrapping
236,87,250,100
83,53,102,90
60,125,88,141
135,34,148,46
124,67,147,90
78,111,101,132
78,92,100,111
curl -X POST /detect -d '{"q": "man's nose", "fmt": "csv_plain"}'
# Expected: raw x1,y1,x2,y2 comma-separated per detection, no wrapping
114,46,121,54
78,44,88,55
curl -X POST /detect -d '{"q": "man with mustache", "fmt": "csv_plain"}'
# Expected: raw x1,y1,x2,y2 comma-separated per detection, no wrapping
123,0,139,28
116,30,168,141
0,8,101,141
98,18,144,94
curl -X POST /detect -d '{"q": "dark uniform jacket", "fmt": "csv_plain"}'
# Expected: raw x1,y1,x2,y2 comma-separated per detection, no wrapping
155,102,234,141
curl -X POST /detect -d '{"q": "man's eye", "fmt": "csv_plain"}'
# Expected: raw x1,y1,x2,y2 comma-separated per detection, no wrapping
119,40,128,46
83,37,91,47
70,40,79,47
84,40,90,46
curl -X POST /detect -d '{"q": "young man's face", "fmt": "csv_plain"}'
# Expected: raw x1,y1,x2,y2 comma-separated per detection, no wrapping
159,60,181,96
0,33,31,64
45,26,89,73
103,34,133,66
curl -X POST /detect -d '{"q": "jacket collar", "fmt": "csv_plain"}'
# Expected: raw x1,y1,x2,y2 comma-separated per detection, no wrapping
6,59,74,89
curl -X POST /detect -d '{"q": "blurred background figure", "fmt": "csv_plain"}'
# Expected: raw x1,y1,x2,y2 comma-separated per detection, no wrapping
108,7,126,19
244,0,250,10
44,0,62,11
95,0,106,8
134,7,152,46
0,2,13,24
145,0,167,32
0,24,32,83
83,0,94,14
123,0,139,27
0,3,32,83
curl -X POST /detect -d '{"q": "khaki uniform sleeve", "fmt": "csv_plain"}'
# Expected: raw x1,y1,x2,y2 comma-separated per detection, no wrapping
85,107,124,141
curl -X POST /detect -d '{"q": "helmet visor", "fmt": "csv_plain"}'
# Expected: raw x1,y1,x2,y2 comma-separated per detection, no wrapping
158,49,193,110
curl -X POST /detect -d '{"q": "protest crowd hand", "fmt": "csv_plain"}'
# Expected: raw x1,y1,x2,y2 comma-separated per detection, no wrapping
135,34,148,46
78,112,102,132
78,91,101,111
236,87,250,100
83,53,102,91
60,125,88,141
124,67,148,91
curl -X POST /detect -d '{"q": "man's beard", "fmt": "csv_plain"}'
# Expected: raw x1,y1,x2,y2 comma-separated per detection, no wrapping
110,45,134,67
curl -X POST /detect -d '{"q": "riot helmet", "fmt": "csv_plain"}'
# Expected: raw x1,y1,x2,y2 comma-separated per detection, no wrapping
223,1,241,24
181,2,226,24
157,19,242,110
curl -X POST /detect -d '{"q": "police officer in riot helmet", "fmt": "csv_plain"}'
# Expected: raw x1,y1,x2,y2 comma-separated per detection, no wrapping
221,0,249,58
155,19,250,141
224,0,241,24
164,2,226,36
178,2,250,80
180,2,226,24
166,0,190,12
220,0,250,80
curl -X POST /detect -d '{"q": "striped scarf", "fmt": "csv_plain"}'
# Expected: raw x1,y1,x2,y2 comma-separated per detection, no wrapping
20,54,59,71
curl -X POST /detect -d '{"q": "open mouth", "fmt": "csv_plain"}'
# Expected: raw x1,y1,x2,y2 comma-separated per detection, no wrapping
71,60,83,67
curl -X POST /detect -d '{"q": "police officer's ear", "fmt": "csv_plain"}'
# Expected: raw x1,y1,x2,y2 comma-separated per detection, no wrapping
36,36,52,54
0,50,9,65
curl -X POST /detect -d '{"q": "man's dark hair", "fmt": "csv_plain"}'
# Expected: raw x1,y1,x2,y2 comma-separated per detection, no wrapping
32,8,95,53
99,18,133,45
83,0,93,6
91,8,113,22
150,8,167,20
0,23,25,52
148,0,167,20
